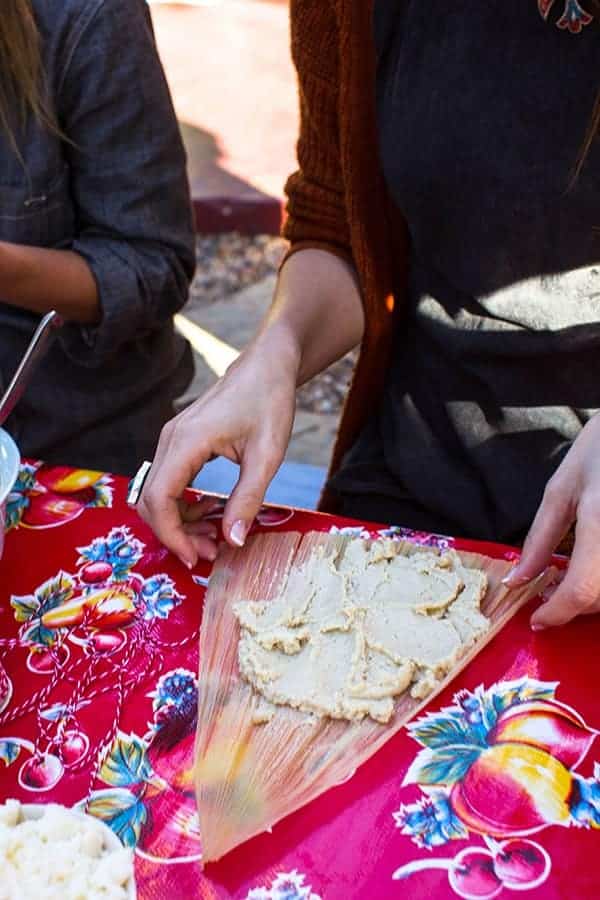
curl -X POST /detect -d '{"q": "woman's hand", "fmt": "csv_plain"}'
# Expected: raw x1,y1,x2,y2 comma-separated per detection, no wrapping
136,248,365,569
137,323,300,568
504,413,600,629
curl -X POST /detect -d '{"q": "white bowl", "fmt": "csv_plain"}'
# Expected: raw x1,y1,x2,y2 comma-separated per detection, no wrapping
0,428,20,561
17,803,136,898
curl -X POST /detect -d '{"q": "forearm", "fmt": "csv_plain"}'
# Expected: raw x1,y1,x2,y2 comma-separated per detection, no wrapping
258,248,365,386
0,241,100,324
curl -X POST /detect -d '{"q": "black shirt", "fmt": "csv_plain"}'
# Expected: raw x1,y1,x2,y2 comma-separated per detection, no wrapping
330,1,600,542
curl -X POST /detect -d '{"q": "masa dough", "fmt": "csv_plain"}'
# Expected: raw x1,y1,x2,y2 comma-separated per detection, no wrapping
234,540,489,724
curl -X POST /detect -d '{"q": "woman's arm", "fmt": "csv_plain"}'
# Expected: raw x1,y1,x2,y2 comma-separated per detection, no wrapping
0,241,99,323
138,248,364,568
265,249,364,384
51,0,195,365
138,0,359,565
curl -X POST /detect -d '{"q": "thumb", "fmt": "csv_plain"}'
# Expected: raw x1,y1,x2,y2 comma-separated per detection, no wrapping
530,579,578,630
222,443,282,547
530,509,600,630
504,479,573,587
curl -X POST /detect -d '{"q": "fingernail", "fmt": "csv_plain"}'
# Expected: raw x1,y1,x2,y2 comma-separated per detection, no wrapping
230,520,247,547
531,622,545,632
502,566,530,587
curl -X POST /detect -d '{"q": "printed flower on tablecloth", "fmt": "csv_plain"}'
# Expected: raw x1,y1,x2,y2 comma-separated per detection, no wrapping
140,575,184,622
77,528,144,582
6,462,112,531
538,0,594,31
393,678,600,896
246,871,322,900
329,523,454,550
393,793,468,850
377,525,453,550
83,669,201,861
328,525,372,540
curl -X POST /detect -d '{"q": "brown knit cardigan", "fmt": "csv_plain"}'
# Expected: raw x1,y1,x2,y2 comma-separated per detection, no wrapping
282,0,409,511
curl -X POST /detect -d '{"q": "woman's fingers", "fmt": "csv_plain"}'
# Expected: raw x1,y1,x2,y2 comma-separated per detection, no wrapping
222,439,285,547
182,519,218,538
185,533,218,563
137,418,214,568
530,497,600,629
504,475,574,587
139,486,199,569
136,336,297,565
179,495,223,523
182,517,219,559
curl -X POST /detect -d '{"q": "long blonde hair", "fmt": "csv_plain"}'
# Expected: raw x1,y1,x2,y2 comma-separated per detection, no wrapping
0,0,58,156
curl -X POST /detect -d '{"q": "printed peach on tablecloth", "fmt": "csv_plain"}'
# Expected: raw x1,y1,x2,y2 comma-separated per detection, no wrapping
1,463,599,899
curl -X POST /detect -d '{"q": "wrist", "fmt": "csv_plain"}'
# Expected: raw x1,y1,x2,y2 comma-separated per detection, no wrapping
252,318,303,384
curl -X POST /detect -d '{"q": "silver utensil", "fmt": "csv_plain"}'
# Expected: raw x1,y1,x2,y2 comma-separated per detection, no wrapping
127,459,152,507
0,310,63,428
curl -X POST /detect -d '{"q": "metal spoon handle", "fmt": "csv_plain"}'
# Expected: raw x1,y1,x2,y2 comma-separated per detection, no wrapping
0,310,64,427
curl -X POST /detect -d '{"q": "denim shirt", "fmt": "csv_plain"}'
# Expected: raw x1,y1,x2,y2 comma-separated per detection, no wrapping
0,0,196,474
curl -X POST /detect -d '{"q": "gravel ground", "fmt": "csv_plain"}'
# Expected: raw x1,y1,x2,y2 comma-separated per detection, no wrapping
191,232,287,304
296,352,358,415
190,233,358,416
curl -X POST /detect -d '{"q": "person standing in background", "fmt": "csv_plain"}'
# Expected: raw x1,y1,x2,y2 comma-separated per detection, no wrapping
0,0,196,475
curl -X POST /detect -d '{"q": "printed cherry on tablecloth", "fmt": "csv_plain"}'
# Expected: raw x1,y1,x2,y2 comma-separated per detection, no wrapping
81,667,202,862
0,525,199,854
6,462,113,531
392,678,600,898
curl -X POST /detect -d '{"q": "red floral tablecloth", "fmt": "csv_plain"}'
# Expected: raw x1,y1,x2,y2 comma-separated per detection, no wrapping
1,462,599,900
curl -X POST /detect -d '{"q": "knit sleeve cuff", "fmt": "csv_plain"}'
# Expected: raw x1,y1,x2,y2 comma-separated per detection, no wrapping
278,240,355,274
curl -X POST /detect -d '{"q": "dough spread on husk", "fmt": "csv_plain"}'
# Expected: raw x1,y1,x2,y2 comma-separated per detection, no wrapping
234,540,489,723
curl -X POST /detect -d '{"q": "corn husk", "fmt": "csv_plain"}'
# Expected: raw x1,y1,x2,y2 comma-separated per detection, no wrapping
195,532,554,863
